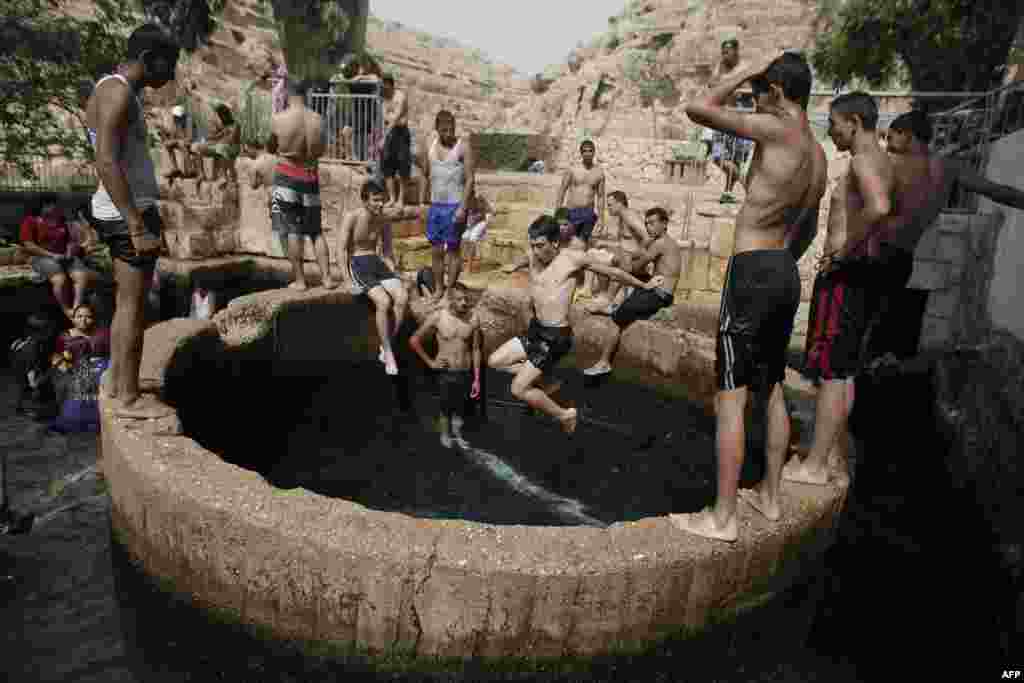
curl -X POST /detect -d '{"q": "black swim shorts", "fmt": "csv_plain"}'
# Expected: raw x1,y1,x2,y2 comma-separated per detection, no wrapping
567,207,598,242
350,254,398,292
519,318,573,374
93,206,163,270
716,249,801,392
803,259,875,381
271,162,322,238
438,369,473,418
612,287,674,328
380,124,412,179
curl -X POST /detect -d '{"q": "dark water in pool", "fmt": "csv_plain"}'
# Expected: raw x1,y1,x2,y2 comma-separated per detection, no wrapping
179,356,772,526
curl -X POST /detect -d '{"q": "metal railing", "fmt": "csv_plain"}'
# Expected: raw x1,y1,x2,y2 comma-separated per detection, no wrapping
308,82,384,164
0,157,97,192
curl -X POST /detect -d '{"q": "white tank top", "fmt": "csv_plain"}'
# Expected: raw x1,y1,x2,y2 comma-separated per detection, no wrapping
89,74,160,221
429,138,466,204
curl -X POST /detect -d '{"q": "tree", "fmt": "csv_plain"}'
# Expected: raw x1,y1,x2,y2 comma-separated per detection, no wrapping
1,0,226,179
264,0,368,83
812,0,1024,112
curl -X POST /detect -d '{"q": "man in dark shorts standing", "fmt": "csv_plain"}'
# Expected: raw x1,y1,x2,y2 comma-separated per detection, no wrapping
409,281,482,449
86,24,179,419
489,215,664,434
555,139,606,247
784,92,894,487
584,206,682,376
268,78,336,291
338,179,424,376
380,74,412,209
676,51,828,541
708,39,755,204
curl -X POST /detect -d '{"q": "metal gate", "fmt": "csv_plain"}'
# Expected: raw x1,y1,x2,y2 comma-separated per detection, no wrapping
308,83,384,164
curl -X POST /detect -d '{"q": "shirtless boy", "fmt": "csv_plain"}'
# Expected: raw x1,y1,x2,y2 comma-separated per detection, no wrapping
380,74,412,208
866,110,1024,362
338,178,424,376
409,281,482,449
708,39,755,204
784,92,894,487
489,215,664,434
555,139,606,246
268,78,335,291
676,51,828,541
586,190,653,312
584,206,682,376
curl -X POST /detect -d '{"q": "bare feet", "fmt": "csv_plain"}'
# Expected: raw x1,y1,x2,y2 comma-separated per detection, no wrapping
381,349,398,376
559,408,578,435
288,281,308,292
583,362,612,377
322,278,339,290
782,458,830,486
739,488,781,521
114,394,175,420
669,508,738,542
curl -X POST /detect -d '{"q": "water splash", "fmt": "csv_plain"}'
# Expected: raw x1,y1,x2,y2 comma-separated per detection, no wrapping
460,443,606,527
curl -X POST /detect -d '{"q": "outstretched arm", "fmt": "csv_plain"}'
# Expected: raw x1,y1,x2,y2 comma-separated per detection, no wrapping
583,253,661,290
956,167,1024,210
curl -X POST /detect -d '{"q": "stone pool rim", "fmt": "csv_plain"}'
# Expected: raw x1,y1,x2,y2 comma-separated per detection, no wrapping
101,281,848,659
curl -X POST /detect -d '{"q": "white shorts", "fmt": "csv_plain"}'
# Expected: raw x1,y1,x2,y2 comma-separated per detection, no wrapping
463,219,489,243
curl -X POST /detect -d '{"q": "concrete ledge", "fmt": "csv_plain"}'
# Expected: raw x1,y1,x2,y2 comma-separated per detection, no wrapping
103,282,847,661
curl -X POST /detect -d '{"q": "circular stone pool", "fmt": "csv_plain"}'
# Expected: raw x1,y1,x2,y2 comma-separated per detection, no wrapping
101,280,848,662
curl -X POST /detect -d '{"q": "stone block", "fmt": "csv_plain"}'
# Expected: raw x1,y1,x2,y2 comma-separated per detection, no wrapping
914,228,941,260
919,315,952,350
708,256,729,292
686,214,713,244
937,233,967,266
925,288,960,319
709,218,735,258
907,259,949,290
688,289,722,310
212,230,238,255
936,212,973,234
683,249,710,291
172,232,216,260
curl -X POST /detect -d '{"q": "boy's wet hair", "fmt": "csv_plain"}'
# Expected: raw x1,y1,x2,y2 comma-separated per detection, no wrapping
579,139,595,152
721,38,739,50
645,206,669,224
830,91,879,131
889,110,933,144
435,109,455,129
361,178,388,200
751,52,813,110
608,190,628,207
528,214,560,242
286,77,310,98
126,24,179,62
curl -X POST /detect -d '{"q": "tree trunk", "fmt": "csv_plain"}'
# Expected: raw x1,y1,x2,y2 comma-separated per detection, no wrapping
270,0,369,83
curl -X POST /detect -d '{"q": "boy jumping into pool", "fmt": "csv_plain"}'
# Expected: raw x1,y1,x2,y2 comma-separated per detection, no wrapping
489,215,664,434
338,178,424,376
409,281,482,448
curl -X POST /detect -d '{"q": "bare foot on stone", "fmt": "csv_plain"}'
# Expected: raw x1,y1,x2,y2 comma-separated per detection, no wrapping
669,508,738,542
782,458,830,486
288,281,308,292
739,488,781,521
559,408,578,435
114,394,175,420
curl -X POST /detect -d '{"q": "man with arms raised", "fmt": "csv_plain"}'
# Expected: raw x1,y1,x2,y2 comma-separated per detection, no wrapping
268,78,336,292
555,139,606,246
866,110,1024,363
87,24,180,419
675,51,827,541
584,207,682,376
380,74,412,209
489,215,664,434
338,179,423,376
783,92,894,486
421,109,475,302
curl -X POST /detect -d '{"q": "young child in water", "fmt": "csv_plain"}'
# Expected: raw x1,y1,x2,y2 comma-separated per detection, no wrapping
408,282,482,448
